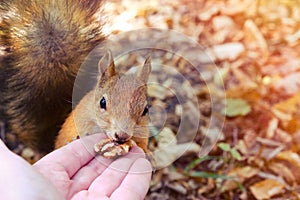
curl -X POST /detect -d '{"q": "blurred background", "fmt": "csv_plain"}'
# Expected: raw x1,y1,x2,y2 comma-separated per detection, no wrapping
102,0,300,199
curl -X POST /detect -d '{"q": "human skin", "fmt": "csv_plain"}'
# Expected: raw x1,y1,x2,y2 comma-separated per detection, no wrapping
0,134,152,200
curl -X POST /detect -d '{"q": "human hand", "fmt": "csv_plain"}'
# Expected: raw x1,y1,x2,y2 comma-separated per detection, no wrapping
0,134,152,200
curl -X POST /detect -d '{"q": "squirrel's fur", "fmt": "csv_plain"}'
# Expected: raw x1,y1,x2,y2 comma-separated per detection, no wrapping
0,0,105,152
55,52,151,154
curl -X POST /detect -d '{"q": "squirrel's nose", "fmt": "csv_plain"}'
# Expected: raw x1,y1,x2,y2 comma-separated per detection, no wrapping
114,132,130,144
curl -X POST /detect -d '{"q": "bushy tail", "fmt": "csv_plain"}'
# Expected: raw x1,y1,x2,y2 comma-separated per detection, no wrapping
0,0,105,152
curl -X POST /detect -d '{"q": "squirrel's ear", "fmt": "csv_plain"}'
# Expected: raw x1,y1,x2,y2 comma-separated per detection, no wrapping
98,50,116,81
138,56,152,84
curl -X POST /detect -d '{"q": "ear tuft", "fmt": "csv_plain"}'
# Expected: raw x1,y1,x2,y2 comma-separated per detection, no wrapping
98,50,116,84
138,56,152,83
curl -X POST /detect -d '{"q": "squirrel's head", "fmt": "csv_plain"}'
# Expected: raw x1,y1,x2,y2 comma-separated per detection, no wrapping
93,50,151,144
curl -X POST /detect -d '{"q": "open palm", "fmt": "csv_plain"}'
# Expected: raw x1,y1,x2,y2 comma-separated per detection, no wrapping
0,134,151,200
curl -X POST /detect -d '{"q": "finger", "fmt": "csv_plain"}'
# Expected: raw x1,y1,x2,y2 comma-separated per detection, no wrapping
67,158,113,198
88,158,132,197
68,145,145,197
34,133,108,178
122,145,146,160
71,190,109,200
87,147,145,197
110,158,152,200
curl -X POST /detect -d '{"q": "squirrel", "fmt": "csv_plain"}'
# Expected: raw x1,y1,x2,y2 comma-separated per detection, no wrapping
1,0,151,155
0,0,105,153
55,51,151,155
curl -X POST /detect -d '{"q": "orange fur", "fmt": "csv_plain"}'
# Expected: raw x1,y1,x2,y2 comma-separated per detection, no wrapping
55,52,151,153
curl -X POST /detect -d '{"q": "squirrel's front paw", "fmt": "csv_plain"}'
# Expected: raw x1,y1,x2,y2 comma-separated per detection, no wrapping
94,139,133,159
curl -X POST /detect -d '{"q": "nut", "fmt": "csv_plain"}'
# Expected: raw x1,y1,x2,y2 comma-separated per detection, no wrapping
94,138,132,159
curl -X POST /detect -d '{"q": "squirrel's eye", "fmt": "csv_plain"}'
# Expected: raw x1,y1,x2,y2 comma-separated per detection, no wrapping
142,105,149,116
100,97,106,110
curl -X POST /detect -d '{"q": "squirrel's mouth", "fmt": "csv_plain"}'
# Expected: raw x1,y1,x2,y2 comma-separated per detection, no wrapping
106,130,131,144
115,139,126,144
114,133,130,144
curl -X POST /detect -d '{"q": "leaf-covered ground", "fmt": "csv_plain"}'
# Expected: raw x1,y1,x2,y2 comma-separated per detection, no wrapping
103,0,300,199
2,0,300,199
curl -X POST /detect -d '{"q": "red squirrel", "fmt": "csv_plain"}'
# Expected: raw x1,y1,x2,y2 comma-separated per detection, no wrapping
0,0,104,153
55,51,151,157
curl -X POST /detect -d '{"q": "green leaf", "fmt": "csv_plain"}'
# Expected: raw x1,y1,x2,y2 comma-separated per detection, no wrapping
223,98,251,117
230,148,242,160
218,142,231,152
218,142,242,161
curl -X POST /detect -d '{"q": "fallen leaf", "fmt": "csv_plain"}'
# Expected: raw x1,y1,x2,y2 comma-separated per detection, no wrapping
268,162,296,183
243,19,269,63
224,98,251,117
168,169,186,181
220,0,252,16
212,15,238,43
147,84,174,100
198,2,222,21
273,73,300,95
276,151,300,169
166,182,187,195
262,48,300,76
274,93,300,115
250,179,285,200
285,29,300,44
275,128,292,144
222,166,259,192
212,15,235,31
153,127,201,169
197,178,214,195
210,42,245,61
266,118,278,138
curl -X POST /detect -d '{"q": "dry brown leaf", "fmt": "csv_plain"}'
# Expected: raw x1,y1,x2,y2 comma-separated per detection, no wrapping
225,85,262,104
243,129,257,149
166,182,187,195
250,179,285,200
210,42,245,61
168,169,186,181
212,15,238,43
273,73,300,95
243,19,269,63
256,137,283,147
212,15,235,31
153,127,201,168
266,118,278,138
268,162,296,183
198,1,222,21
262,48,300,76
220,0,253,16
147,84,174,100
236,140,249,155
197,178,215,195
275,128,292,144
222,166,259,192
292,131,300,152
276,151,300,169
271,108,293,122
273,93,300,113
